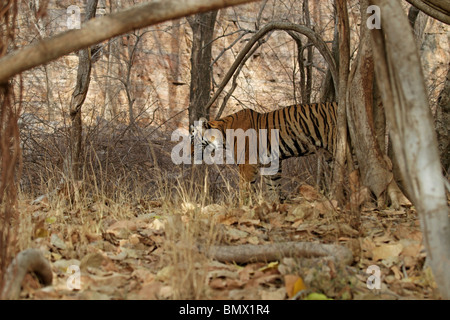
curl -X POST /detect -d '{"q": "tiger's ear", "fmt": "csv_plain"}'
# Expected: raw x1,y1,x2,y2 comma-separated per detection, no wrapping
199,117,208,124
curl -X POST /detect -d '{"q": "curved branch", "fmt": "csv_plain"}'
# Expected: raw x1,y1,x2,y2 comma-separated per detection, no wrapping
1,249,52,300
216,40,265,119
405,0,450,25
210,21,338,119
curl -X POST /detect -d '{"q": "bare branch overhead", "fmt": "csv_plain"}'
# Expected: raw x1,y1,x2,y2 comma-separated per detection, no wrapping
0,0,259,83
210,21,338,119
405,0,450,25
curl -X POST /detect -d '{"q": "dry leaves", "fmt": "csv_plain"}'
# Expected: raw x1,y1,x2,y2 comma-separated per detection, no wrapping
16,183,436,300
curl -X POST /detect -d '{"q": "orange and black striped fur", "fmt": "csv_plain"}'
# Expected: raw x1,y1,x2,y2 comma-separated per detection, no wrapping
191,102,337,202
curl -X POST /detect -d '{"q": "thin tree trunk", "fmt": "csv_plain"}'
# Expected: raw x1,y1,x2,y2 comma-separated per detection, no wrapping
332,0,350,206
303,0,313,104
287,31,305,104
101,40,112,119
169,20,182,113
187,11,218,126
370,0,450,299
68,0,98,180
320,14,338,103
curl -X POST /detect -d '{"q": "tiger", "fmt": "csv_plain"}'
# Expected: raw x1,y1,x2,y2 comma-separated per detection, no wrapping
190,102,338,202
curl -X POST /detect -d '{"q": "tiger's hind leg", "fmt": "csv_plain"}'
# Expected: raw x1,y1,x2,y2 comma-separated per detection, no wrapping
263,163,285,203
238,164,258,205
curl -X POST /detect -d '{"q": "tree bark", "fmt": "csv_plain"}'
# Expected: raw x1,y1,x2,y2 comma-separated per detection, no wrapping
370,0,450,299
389,5,429,199
302,0,313,104
436,67,450,175
0,0,259,84
346,0,407,209
68,0,98,180
187,11,218,126
331,0,350,206
320,14,338,103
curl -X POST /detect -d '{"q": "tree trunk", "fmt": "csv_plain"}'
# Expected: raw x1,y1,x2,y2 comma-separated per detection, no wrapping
320,14,338,103
436,67,450,175
0,1,20,298
169,20,182,113
347,0,407,209
370,0,450,299
302,0,313,104
68,0,98,180
187,11,218,126
331,0,350,206
389,6,429,199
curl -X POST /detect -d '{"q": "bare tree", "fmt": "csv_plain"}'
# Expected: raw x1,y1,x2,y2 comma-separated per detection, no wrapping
331,0,350,206
68,0,98,180
187,11,218,126
370,0,450,299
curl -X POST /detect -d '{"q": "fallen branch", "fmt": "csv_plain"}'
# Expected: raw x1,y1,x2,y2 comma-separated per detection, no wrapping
1,249,52,300
203,242,353,265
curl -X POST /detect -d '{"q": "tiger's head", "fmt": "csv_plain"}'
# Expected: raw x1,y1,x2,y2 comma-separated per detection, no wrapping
190,118,224,160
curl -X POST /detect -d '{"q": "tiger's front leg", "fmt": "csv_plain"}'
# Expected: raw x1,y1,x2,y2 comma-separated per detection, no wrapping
263,163,285,203
238,164,258,205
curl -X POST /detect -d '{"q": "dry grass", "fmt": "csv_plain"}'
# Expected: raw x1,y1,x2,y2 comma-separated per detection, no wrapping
13,120,382,300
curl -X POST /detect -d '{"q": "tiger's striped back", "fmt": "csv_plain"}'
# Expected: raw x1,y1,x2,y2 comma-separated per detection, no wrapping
260,102,337,160
204,102,337,160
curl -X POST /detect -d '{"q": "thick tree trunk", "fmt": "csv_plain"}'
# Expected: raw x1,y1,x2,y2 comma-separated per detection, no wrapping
347,0,407,209
0,1,20,298
370,0,450,299
68,0,98,180
187,11,218,126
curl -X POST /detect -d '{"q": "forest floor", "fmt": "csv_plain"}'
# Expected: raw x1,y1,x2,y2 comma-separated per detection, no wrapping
14,183,440,300
10,127,443,300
